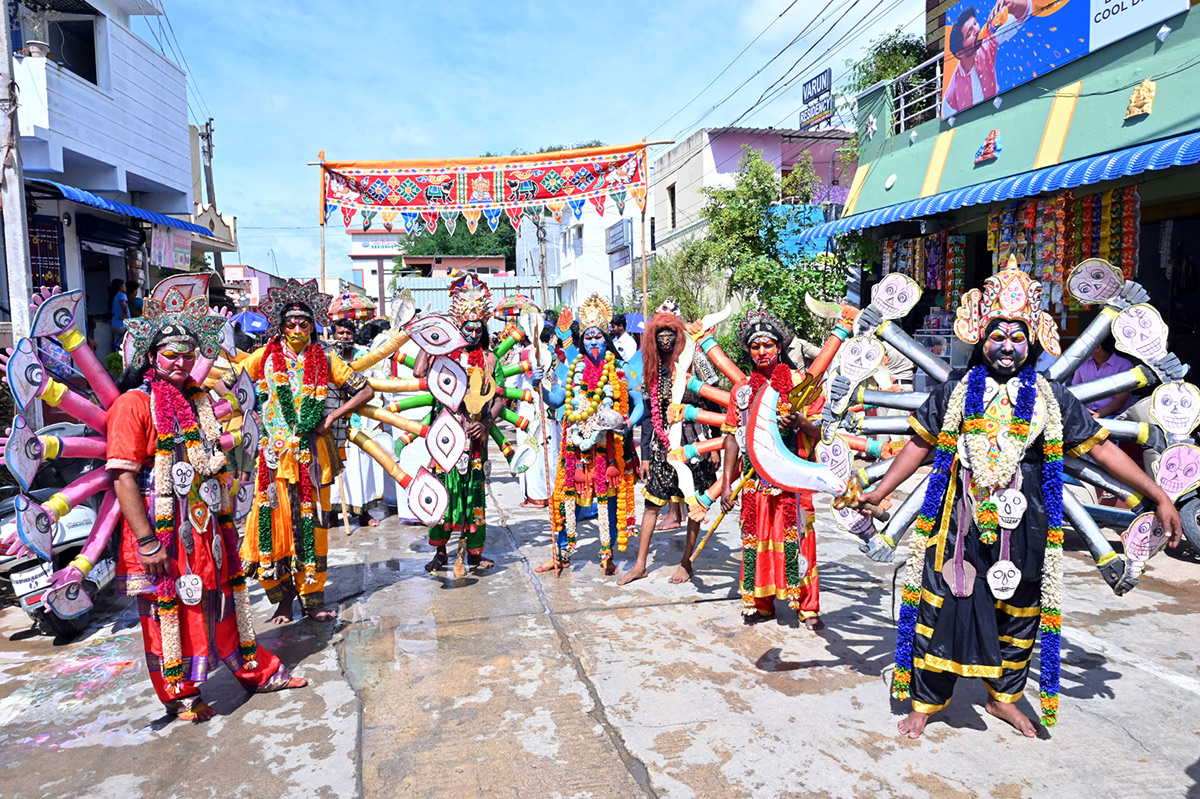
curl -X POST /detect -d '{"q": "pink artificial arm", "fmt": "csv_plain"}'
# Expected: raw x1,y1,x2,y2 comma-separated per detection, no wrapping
47,468,114,514
46,491,121,592
41,380,108,434
39,435,108,460
57,329,121,409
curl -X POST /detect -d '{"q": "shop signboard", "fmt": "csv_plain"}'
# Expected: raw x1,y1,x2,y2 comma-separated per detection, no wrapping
799,68,832,130
941,0,1188,119
149,224,171,268
605,218,632,254
609,245,632,271
172,228,192,270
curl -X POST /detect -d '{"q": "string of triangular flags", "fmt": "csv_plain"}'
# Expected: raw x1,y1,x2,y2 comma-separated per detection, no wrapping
320,144,649,234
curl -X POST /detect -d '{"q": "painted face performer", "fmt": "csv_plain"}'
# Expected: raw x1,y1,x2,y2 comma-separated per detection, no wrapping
237,279,374,624
107,288,306,721
718,307,826,627
618,311,719,586
414,274,507,574
856,259,1182,739
541,293,643,575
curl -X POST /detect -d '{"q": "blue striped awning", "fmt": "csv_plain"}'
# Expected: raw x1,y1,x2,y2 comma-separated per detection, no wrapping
794,131,1200,244
27,179,215,237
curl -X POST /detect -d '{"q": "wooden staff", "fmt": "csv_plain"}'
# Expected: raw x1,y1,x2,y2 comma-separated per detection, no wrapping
690,470,752,562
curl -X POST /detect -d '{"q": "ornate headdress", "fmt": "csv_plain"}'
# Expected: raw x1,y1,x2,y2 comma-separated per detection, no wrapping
954,254,1061,356
260,278,333,337
737,305,793,348
448,273,493,324
577,293,613,334
124,287,225,367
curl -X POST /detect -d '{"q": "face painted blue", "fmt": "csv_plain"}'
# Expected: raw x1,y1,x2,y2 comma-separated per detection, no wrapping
583,328,606,363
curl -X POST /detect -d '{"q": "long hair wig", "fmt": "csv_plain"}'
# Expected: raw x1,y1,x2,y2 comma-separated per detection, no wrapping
642,312,687,380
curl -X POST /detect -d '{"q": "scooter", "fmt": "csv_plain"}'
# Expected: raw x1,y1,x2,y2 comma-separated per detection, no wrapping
0,422,109,637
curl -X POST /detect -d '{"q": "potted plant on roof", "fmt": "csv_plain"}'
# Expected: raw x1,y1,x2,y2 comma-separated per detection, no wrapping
19,1,61,59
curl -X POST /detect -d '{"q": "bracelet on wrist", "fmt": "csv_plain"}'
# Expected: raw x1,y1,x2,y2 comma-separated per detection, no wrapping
70,554,94,576
138,540,163,557
136,533,158,547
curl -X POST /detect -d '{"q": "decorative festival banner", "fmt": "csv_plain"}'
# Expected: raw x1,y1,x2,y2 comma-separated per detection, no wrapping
321,143,648,234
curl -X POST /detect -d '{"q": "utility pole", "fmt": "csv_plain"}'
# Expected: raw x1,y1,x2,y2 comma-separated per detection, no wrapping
198,118,222,271
1,2,32,341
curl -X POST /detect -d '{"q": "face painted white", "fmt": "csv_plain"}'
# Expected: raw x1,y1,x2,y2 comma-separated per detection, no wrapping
816,437,853,481
1155,444,1200,500
871,273,921,320
1112,304,1169,363
1067,259,1124,305
1150,382,1200,438
838,336,885,384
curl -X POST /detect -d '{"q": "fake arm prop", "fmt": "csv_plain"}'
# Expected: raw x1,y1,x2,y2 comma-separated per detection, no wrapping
43,492,122,619
27,288,121,409
347,428,447,527
4,469,113,562
3,339,107,434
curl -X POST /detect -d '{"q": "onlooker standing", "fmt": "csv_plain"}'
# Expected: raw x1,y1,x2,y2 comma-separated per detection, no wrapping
1071,339,1134,418
109,279,129,347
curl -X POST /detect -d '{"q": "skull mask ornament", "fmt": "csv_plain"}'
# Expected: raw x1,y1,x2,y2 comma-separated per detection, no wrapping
1067,258,1124,305
871,273,921,320
1154,443,1200,500
1112,304,1169,363
1150,382,1200,439
816,437,853,482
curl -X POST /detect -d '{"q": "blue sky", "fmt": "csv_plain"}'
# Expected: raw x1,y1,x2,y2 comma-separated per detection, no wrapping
141,0,923,282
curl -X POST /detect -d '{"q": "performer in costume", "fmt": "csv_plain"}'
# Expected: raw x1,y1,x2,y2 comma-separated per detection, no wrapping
619,310,719,585
856,260,1182,738
108,288,306,721
329,318,391,527
719,307,826,628
237,279,374,623
414,274,506,574
542,293,643,575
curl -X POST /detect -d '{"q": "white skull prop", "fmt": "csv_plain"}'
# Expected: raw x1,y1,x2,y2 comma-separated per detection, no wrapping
1121,512,1168,564
1150,382,1200,439
1067,258,1124,305
838,336,885,385
986,560,1020,600
1154,443,1200,500
816,436,853,482
1112,304,1169,364
994,488,1027,529
871,273,921,320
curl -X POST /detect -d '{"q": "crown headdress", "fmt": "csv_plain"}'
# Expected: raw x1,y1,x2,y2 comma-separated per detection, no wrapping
124,286,225,367
953,254,1061,356
448,273,493,324
737,305,793,347
577,293,613,333
260,278,333,337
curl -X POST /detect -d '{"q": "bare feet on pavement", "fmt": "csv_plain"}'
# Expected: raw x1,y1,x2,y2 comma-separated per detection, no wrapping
617,564,648,585
668,563,692,584
270,601,294,625
304,607,338,622
535,558,565,573
177,699,216,723
468,553,495,571
602,557,617,576
425,549,448,573
985,697,1039,737
803,617,825,631
898,710,930,738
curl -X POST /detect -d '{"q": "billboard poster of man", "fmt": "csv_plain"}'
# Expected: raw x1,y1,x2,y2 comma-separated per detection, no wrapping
941,0,1188,119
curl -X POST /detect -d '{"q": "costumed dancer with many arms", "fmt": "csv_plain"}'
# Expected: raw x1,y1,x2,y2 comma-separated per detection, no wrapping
855,259,1182,738
237,279,374,623
107,287,306,721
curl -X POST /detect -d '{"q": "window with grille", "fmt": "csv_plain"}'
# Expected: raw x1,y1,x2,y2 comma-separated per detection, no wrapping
29,216,64,291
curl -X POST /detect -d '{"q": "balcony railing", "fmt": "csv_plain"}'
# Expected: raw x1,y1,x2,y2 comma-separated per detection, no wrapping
890,54,942,135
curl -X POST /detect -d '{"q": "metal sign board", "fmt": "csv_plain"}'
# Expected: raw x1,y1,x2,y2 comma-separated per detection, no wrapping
605,218,633,254
802,68,832,105
609,245,632,271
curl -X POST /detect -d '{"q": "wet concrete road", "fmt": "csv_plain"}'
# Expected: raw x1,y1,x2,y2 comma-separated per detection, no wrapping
2,457,1200,799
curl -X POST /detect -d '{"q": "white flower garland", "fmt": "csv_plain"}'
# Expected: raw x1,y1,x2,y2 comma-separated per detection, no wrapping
962,377,1036,492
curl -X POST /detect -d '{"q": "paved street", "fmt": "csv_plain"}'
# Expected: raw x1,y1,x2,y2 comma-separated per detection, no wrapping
2,453,1200,799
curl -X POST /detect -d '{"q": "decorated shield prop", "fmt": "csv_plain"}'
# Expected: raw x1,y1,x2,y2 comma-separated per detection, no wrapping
241,413,261,457
408,466,449,526
1149,382,1200,439
30,289,82,339
427,410,467,473
151,273,210,303
235,480,255,520
870,273,922,320
217,319,236,358
45,580,93,620
6,338,48,414
230,368,257,413
4,415,43,492
1067,258,1124,306
1112,304,1169,364
15,494,54,562
405,314,468,356
1153,443,1200,501
428,356,467,409
1121,511,1169,578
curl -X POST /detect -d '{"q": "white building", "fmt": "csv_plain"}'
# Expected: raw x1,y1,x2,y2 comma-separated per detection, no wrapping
346,228,405,310
4,0,229,349
514,204,644,310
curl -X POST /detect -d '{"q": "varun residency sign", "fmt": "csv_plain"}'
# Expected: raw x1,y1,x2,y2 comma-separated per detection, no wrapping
941,0,1188,118
799,68,832,130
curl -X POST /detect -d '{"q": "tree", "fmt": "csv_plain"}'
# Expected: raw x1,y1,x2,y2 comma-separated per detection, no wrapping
644,239,721,321
696,146,844,342
394,223,517,282
844,28,931,95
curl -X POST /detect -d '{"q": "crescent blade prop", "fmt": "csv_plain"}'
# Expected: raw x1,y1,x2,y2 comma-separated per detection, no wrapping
746,384,845,495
